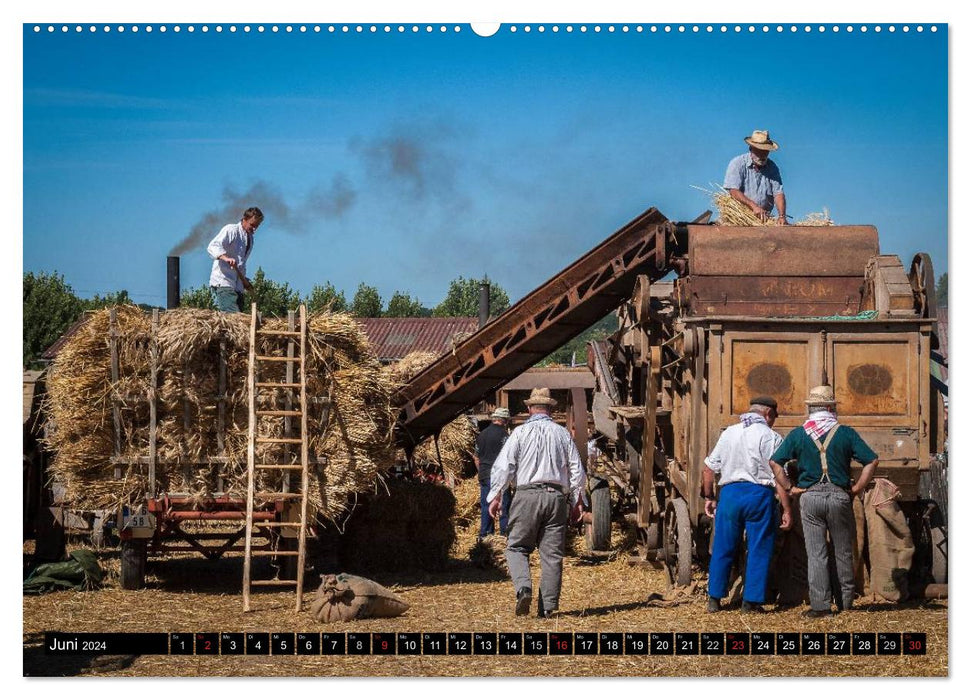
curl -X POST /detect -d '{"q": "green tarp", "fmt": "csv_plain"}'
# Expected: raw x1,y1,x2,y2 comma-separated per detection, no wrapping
23,549,104,595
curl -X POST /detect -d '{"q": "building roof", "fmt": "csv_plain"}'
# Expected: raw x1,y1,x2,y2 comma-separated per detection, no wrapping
357,317,479,362
41,311,95,360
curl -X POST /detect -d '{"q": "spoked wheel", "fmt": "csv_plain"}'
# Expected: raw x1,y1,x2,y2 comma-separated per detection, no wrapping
663,498,692,586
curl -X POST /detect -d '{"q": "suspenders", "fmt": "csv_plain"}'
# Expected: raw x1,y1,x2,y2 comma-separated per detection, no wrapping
810,427,840,484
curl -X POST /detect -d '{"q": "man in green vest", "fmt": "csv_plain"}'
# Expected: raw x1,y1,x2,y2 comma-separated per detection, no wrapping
769,385,879,618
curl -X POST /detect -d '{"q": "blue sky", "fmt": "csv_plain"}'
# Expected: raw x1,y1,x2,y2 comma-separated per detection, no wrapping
23,23,948,308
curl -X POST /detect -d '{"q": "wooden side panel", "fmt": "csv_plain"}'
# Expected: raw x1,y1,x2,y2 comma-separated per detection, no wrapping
687,225,879,276
831,338,913,417
728,337,812,418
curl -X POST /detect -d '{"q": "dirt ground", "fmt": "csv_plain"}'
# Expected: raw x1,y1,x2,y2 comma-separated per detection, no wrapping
22,526,947,678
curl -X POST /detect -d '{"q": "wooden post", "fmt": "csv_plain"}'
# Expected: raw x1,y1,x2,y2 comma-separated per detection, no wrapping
296,304,310,612
149,309,159,499
217,340,226,493
284,310,295,493
243,303,258,612
109,308,123,480
182,358,192,489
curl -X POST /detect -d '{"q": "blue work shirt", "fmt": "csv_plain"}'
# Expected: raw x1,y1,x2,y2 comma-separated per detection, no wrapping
723,152,784,213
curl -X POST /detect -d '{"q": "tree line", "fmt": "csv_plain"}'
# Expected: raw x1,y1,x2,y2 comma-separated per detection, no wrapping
22,270,511,367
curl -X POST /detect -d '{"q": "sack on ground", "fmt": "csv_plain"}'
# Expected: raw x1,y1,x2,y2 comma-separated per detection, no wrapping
310,573,410,623
864,478,914,602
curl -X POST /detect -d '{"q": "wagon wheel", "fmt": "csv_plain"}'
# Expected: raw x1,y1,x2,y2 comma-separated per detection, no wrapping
663,498,692,587
910,253,939,332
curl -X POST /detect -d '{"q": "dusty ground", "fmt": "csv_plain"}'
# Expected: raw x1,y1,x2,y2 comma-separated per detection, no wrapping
23,526,947,678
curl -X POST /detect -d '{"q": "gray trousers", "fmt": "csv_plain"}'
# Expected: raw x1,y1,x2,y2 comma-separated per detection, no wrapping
505,485,569,611
800,482,856,611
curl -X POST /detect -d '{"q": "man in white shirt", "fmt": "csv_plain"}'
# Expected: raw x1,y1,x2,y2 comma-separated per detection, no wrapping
488,388,587,618
207,207,263,312
702,396,792,613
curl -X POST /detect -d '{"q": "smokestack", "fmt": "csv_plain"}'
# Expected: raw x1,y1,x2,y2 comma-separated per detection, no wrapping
167,256,181,310
478,282,490,328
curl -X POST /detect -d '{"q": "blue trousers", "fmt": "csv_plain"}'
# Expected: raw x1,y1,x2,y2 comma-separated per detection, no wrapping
707,482,777,603
480,482,512,537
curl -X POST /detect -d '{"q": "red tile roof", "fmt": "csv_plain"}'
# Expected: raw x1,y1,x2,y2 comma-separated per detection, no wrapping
357,317,479,362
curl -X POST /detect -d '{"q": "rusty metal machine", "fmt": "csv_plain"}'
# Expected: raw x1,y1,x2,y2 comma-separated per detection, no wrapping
395,207,946,590
587,223,946,588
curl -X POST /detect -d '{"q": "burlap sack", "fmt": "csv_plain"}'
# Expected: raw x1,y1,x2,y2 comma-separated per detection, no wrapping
309,573,410,623
864,478,914,602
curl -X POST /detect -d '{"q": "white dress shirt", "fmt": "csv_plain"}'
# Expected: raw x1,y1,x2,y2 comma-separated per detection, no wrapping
704,417,782,487
487,414,587,506
207,222,253,293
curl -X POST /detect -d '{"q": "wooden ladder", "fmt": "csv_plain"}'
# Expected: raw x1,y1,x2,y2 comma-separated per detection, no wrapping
243,303,311,612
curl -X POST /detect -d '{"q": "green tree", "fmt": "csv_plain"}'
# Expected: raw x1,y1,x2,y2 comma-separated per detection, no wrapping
83,289,133,311
936,272,948,308
180,285,217,310
385,291,428,317
350,283,383,317
243,267,301,317
23,271,85,366
539,312,618,366
306,281,348,313
432,276,510,318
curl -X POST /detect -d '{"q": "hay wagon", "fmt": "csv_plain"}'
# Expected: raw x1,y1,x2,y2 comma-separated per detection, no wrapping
584,224,947,589
37,305,340,598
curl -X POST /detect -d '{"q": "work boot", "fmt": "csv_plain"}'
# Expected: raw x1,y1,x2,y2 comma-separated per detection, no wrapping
802,608,833,619
741,601,766,613
836,598,854,613
707,597,721,613
515,588,532,617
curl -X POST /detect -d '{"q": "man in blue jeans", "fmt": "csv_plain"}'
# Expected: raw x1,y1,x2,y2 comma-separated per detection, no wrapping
703,396,792,613
207,206,263,312
474,407,512,538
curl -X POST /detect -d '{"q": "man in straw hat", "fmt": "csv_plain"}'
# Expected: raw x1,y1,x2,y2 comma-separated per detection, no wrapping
724,130,788,225
770,385,879,618
702,396,791,614
475,407,513,539
487,388,587,618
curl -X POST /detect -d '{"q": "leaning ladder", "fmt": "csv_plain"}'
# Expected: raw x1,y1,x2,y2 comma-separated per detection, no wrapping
242,303,311,612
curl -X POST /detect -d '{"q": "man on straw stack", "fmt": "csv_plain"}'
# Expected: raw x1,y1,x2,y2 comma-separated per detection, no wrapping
703,396,791,614
207,206,263,312
770,385,879,618
487,388,587,618
475,407,513,539
724,130,787,225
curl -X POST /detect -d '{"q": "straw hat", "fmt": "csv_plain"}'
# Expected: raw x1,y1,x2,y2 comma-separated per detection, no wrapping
490,407,511,420
523,388,557,407
744,130,779,151
805,385,838,406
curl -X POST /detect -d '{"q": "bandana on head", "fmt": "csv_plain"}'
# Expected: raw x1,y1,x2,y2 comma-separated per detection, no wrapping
740,412,768,428
803,410,838,441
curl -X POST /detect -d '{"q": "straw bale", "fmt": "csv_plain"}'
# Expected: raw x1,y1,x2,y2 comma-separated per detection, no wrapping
338,479,456,572
386,351,477,479
693,184,834,227
42,306,395,520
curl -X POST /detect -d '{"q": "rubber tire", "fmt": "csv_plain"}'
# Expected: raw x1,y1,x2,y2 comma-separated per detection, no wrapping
585,478,612,552
120,539,147,590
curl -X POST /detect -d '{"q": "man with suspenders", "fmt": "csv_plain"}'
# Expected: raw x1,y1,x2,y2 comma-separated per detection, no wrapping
770,385,879,618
